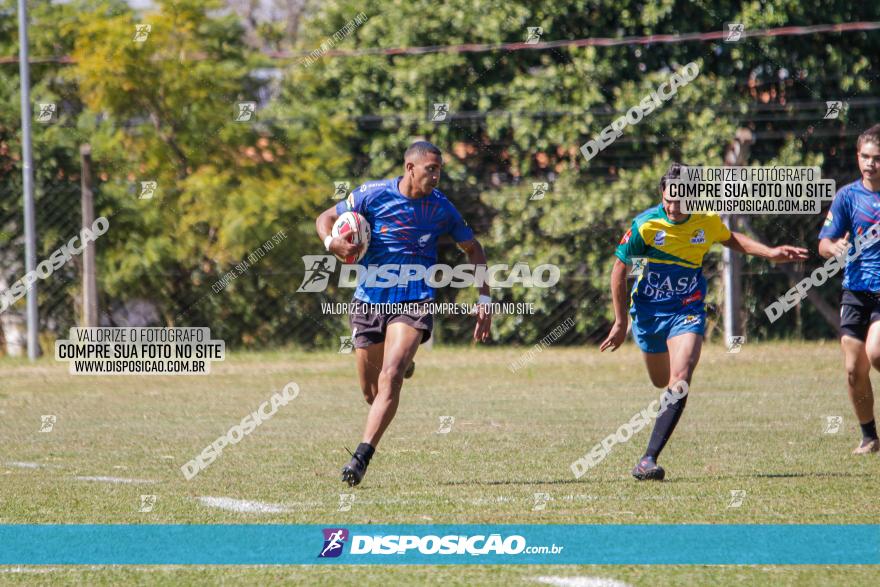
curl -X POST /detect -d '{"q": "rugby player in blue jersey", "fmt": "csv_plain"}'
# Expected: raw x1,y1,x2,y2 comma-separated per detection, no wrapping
315,142,492,486
819,124,880,454
601,162,807,480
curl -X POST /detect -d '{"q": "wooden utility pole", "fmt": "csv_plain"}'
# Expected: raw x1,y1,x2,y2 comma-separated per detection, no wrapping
80,144,98,327
722,128,754,345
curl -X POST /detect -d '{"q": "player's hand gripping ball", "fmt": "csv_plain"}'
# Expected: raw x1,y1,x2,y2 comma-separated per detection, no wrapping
331,211,371,263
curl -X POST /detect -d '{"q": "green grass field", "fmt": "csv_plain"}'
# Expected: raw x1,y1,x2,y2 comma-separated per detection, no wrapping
1,341,878,585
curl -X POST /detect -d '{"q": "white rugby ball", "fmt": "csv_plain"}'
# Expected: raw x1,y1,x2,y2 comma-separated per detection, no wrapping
331,211,371,263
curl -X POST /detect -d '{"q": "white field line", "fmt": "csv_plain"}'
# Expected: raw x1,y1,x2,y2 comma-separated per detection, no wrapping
197,496,292,513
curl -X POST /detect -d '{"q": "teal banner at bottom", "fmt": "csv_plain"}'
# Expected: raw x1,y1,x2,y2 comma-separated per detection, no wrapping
0,525,877,565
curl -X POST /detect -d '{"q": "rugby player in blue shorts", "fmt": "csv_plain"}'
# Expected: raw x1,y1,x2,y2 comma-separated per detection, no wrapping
315,141,492,486
818,124,880,455
600,162,807,480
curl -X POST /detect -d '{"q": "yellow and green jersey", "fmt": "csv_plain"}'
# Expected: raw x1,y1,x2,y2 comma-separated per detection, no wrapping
615,204,732,314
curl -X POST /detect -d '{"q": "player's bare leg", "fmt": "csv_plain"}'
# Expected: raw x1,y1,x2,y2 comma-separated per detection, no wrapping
843,332,879,454
363,322,423,446
666,332,702,388
643,352,671,388
355,342,384,405
633,332,701,480
342,322,423,486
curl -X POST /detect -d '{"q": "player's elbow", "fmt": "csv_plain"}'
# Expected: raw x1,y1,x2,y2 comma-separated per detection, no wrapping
817,239,833,259
316,208,338,233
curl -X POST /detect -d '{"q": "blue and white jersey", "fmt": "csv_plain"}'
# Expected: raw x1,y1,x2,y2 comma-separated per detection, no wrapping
818,179,880,292
335,177,474,303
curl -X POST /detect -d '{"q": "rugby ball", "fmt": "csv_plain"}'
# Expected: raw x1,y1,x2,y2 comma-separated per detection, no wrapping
331,211,371,263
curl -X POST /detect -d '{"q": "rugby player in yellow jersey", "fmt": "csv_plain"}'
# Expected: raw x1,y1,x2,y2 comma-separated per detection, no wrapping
600,162,808,480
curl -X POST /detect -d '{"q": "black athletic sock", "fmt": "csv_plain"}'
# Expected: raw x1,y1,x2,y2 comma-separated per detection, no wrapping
644,388,689,460
354,442,375,465
860,419,878,441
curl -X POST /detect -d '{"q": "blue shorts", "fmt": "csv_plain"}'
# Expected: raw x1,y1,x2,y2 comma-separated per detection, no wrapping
631,307,706,354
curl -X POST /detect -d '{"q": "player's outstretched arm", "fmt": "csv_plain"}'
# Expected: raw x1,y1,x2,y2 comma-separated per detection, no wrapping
721,231,808,264
818,233,850,259
456,239,492,343
315,205,361,258
599,259,630,352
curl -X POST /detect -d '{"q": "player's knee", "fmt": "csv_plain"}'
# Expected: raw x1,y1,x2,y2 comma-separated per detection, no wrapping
379,365,404,386
866,349,880,371
846,362,869,385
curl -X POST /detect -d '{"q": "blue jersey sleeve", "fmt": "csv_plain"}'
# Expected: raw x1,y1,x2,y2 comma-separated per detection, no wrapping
818,188,851,240
335,188,368,216
445,200,474,242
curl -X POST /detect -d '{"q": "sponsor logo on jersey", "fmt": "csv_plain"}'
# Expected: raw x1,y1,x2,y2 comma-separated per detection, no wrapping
359,182,386,193
653,230,666,246
683,314,700,325
682,291,703,305
690,229,706,244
